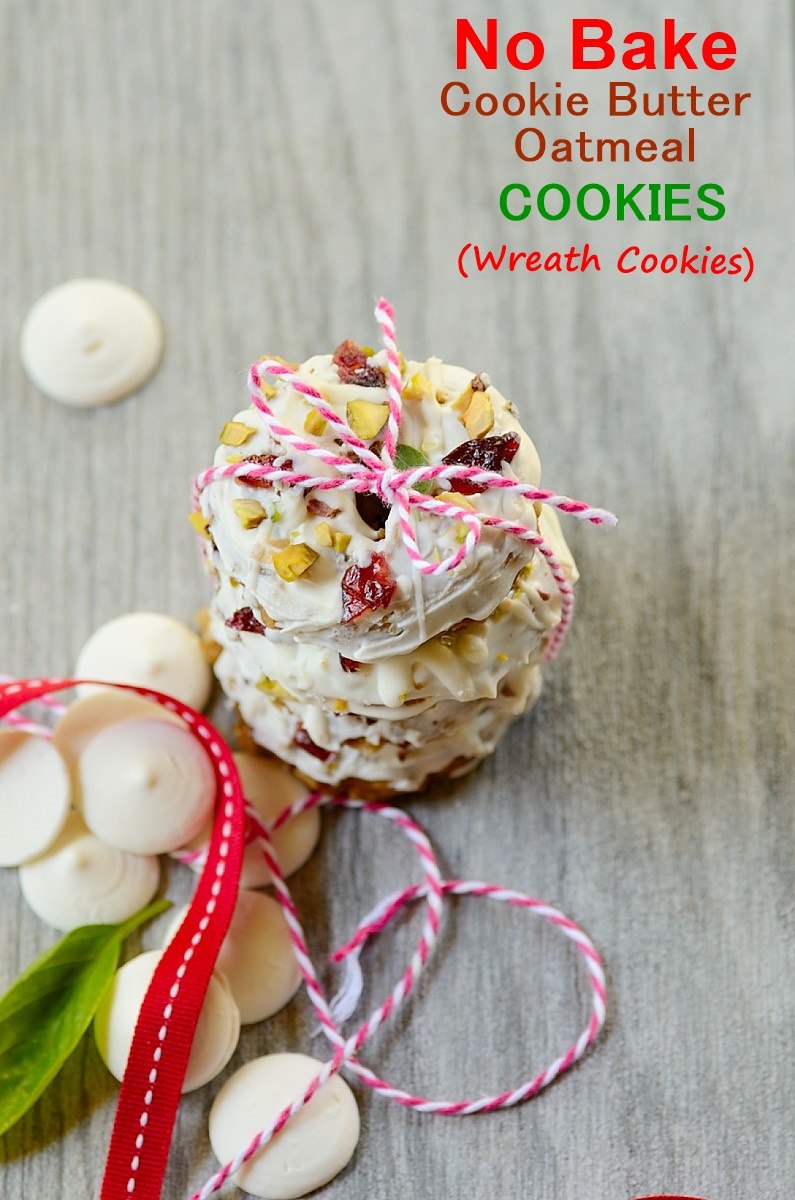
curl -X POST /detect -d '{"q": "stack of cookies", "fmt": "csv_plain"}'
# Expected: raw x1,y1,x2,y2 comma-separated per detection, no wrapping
196,341,577,795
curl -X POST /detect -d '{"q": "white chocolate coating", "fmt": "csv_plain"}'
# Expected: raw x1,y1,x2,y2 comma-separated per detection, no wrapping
201,354,540,660
165,891,300,1024
78,718,215,854
20,278,163,408
212,505,575,720
179,752,320,888
218,651,543,792
19,811,160,932
94,950,240,1092
209,1053,360,1199
0,731,70,866
75,611,212,710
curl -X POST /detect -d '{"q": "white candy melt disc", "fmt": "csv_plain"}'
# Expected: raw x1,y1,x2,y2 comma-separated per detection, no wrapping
165,891,300,1025
19,810,160,932
0,731,70,867
94,950,240,1092
181,753,319,888
75,611,212,710
78,718,215,854
209,1054,360,1199
20,278,163,408
53,691,182,797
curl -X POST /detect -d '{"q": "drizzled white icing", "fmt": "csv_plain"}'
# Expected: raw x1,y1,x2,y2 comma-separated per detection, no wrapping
212,505,574,719
215,646,543,791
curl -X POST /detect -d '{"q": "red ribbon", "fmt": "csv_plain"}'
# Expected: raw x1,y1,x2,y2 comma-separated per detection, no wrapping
0,678,245,1200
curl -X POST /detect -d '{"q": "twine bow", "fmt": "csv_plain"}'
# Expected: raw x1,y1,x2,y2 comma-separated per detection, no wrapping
194,299,616,658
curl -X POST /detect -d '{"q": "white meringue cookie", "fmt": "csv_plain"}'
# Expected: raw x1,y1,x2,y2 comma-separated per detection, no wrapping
0,731,70,867
20,278,163,407
180,752,320,889
164,890,300,1025
78,717,215,854
75,611,212,711
94,950,240,1092
209,1053,360,1199
19,810,160,932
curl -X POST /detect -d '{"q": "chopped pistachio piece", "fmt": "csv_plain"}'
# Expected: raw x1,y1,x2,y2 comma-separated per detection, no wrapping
346,399,389,440
188,510,212,540
219,420,257,447
314,521,333,547
460,391,494,438
452,385,475,413
436,491,476,511
315,522,351,553
403,372,433,402
232,498,268,529
255,676,293,701
304,408,328,436
273,542,318,582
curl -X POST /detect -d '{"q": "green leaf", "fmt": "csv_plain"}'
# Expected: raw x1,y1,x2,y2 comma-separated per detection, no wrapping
0,897,169,1137
394,443,432,493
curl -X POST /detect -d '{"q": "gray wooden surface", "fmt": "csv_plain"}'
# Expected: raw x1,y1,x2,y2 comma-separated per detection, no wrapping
1,1,793,1197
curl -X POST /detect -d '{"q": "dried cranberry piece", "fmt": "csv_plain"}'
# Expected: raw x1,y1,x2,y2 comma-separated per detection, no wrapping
341,552,397,623
293,726,333,762
332,340,385,388
237,454,293,490
333,340,368,373
341,364,386,388
225,607,266,635
306,496,341,518
441,433,521,495
339,655,363,673
355,491,391,531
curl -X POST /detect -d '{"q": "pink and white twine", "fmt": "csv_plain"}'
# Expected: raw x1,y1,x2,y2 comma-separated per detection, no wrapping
189,790,607,1200
192,298,616,661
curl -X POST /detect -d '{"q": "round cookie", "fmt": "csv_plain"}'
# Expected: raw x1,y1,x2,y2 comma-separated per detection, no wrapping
209,1053,360,1199
19,811,160,932
77,717,215,854
94,950,239,1092
210,504,572,718
164,891,300,1024
218,650,543,793
201,353,540,660
75,611,212,710
20,278,163,408
0,731,70,866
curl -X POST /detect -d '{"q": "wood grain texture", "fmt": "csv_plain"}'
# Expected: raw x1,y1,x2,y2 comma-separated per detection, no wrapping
0,1,793,1197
